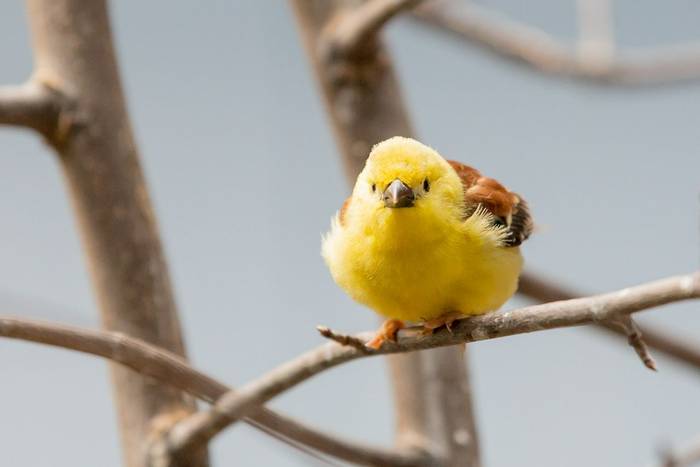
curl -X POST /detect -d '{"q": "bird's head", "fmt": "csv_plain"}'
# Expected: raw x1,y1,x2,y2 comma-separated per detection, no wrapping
352,137,464,218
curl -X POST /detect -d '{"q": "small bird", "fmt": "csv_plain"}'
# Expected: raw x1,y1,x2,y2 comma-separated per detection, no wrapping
322,137,533,349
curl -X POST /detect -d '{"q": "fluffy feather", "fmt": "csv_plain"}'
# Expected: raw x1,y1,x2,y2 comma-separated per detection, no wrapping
322,136,528,323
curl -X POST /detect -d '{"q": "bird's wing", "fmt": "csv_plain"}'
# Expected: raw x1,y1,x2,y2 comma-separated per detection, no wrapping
447,160,533,247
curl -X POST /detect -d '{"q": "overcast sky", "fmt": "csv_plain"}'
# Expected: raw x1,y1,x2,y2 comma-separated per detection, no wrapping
1,1,699,466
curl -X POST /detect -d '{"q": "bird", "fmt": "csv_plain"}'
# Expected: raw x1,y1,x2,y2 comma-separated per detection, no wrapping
322,136,533,349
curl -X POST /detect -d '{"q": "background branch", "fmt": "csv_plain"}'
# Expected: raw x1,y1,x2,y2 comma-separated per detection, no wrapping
519,271,700,372
160,273,700,460
23,1,206,465
660,434,700,467
575,0,614,72
0,81,63,136
413,1,700,85
291,1,481,465
326,0,422,57
0,316,422,467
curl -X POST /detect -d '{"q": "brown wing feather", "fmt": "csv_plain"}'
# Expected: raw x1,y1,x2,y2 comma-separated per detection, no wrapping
447,160,533,247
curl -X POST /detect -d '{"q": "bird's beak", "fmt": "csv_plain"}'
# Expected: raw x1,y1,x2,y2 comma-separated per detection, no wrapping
383,179,415,208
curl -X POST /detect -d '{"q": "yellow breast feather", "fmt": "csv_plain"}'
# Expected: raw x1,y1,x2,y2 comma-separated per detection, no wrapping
322,137,532,348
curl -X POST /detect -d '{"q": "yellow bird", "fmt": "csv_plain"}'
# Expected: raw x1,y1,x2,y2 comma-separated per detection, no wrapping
322,137,533,349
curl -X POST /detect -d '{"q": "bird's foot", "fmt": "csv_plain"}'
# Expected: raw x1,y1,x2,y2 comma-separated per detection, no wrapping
366,319,405,350
420,311,465,336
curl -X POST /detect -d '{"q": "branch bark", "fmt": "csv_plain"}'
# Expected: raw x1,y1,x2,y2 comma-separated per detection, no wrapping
328,0,422,58
0,81,64,136
155,272,700,459
519,271,700,372
413,1,700,85
21,1,204,465
291,1,481,465
0,316,422,467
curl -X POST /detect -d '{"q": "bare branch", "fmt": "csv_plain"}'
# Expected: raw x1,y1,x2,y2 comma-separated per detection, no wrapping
0,316,423,467
519,271,700,372
161,273,700,458
0,81,64,136
24,1,208,464
412,1,700,85
320,272,700,355
326,0,422,58
607,315,657,371
576,0,614,72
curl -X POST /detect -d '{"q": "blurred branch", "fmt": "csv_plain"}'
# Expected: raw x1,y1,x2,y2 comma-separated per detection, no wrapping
576,0,614,71
519,271,700,372
0,81,64,136
160,273,700,459
413,1,700,85
325,0,423,57
0,316,423,467
22,1,206,464
660,434,700,467
291,1,482,465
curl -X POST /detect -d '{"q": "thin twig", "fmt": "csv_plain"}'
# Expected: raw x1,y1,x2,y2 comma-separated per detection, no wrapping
0,81,63,136
607,315,657,371
0,316,424,467
519,271,700,372
164,273,700,458
326,0,423,58
412,1,700,85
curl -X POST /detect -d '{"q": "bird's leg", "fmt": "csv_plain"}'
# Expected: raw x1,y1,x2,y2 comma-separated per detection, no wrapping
366,319,405,350
420,311,465,336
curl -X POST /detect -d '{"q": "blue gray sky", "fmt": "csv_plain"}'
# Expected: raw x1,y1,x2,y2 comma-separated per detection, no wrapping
1,1,699,466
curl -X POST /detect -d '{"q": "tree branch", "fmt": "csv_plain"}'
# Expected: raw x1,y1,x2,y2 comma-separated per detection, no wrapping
325,0,422,58
412,1,700,85
0,81,64,136
519,271,700,372
23,1,207,464
292,2,482,464
0,316,423,467
607,315,657,371
161,272,700,459
575,0,614,72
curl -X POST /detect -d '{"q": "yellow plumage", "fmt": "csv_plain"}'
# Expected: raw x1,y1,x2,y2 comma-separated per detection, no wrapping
322,137,524,325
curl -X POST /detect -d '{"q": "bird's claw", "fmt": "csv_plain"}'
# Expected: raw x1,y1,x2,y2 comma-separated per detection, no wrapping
420,311,464,336
366,319,404,350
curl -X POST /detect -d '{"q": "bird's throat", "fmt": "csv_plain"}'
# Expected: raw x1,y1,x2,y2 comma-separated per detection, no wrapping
370,206,448,252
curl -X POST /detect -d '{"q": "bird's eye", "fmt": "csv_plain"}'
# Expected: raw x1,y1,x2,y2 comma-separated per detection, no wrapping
423,179,430,192
371,183,376,193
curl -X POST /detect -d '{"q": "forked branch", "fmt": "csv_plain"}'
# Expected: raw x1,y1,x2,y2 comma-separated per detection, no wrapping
413,1,700,85
0,316,426,467
163,272,700,460
519,271,700,372
325,0,423,58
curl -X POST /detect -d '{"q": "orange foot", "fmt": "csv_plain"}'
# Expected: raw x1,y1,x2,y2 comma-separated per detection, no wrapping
366,319,405,350
421,311,465,336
